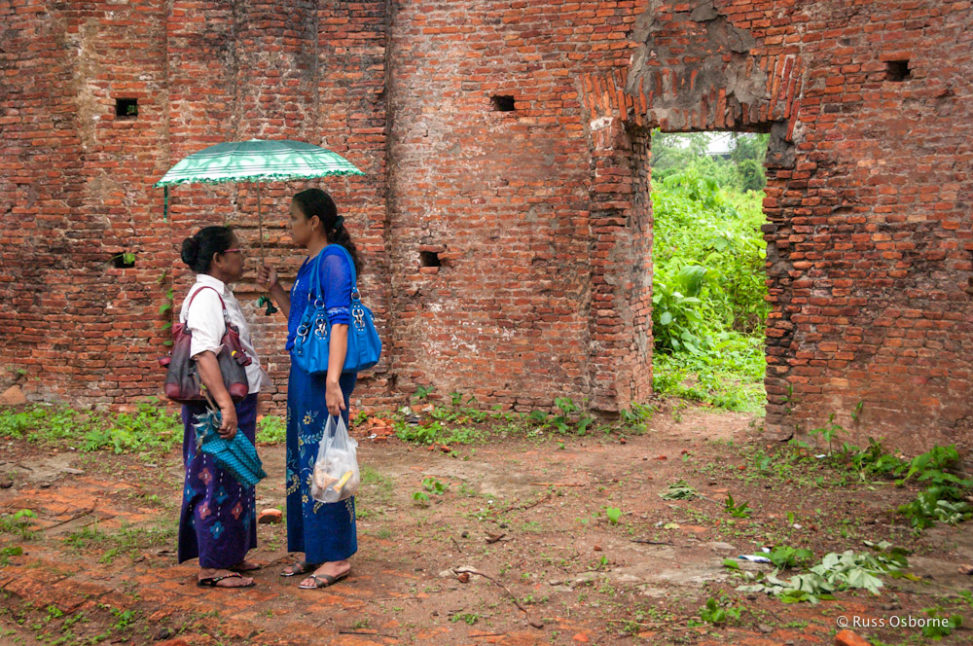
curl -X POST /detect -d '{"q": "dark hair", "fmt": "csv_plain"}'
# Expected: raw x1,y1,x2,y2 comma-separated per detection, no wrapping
292,188,361,273
180,226,234,274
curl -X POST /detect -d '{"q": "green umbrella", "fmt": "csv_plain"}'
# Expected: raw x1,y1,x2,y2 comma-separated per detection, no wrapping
154,139,363,187
154,139,364,312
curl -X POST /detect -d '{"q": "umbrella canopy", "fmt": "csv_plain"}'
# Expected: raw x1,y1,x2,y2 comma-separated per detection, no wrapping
154,138,365,314
154,139,364,187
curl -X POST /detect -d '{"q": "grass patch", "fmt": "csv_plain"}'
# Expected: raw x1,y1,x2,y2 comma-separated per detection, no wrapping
63,521,177,563
0,399,180,455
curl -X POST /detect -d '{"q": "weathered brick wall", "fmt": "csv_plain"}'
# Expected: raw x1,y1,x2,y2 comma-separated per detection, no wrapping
1,0,392,412
1,0,970,453
0,0,170,404
385,0,652,412
606,0,971,452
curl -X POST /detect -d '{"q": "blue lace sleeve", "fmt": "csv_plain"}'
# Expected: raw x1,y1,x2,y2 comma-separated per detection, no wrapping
320,248,353,326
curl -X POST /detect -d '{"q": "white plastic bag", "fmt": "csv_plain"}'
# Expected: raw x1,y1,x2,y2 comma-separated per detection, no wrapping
311,415,360,503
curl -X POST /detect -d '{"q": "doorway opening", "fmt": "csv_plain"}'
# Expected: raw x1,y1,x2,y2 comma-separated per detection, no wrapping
649,130,769,413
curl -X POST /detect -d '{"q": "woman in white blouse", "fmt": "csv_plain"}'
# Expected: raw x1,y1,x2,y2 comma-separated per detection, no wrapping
176,226,268,589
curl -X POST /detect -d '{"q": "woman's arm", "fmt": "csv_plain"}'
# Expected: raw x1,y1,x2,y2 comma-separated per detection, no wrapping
194,351,238,438
325,324,348,417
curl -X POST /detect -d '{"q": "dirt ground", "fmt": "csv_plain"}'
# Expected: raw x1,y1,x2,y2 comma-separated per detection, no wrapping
1,403,972,645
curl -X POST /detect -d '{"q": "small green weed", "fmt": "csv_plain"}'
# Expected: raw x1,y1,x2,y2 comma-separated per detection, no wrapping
0,545,24,565
0,509,37,540
696,595,743,626
256,415,286,444
723,494,751,518
660,480,698,501
919,607,962,639
605,507,622,525
766,545,813,570
423,477,446,495
896,445,973,531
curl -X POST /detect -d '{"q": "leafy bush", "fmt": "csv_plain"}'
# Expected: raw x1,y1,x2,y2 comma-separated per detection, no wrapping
893,445,973,531
650,136,769,411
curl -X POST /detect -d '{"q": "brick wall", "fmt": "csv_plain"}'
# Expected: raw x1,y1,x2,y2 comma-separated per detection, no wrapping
1,0,970,454
385,0,652,412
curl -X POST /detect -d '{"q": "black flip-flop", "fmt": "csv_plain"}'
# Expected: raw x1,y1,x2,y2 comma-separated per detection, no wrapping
279,561,319,577
197,572,254,588
298,571,349,590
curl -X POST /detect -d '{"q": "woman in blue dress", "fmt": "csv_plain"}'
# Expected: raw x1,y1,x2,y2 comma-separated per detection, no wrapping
258,188,360,589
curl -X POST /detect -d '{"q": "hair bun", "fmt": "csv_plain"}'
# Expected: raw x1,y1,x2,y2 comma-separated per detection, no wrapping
180,237,200,267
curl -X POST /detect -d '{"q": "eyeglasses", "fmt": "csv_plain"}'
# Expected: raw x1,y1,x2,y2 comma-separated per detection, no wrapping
222,248,243,255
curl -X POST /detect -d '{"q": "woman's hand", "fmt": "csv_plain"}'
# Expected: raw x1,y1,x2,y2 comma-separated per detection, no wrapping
325,379,346,418
257,265,278,291
257,265,290,318
218,404,238,439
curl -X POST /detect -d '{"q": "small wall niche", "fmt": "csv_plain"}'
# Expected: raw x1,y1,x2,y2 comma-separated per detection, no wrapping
885,60,911,82
115,98,138,118
111,251,136,268
419,251,441,267
491,95,516,112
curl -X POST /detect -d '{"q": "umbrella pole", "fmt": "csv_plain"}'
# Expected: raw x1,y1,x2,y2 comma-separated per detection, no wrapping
257,184,264,266
255,184,278,315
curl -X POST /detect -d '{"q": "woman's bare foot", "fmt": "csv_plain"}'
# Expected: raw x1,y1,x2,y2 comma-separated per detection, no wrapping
229,559,262,573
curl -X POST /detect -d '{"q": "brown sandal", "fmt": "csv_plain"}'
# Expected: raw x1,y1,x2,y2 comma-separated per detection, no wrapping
298,571,349,590
280,561,319,577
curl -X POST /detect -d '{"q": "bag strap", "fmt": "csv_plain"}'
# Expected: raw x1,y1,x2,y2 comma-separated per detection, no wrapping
307,244,359,303
183,285,230,325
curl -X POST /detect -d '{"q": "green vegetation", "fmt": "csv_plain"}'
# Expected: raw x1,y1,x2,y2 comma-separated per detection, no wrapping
723,493,751,519
695,595,744,626
605,506,622,525
651,131,770,412
62,521,178,564
744,410,973,534
0,509,38,541
389,390,653,447
256,415,286,444
736,542,910,604
0,399,180,455
659,479,698,501
895,445,973,531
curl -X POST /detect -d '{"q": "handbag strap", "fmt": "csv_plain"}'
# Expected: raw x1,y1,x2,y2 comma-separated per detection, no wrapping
307,244,360,303
183,285,230,325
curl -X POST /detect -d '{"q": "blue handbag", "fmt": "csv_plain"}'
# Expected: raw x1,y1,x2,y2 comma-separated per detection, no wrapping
292,244,381,375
